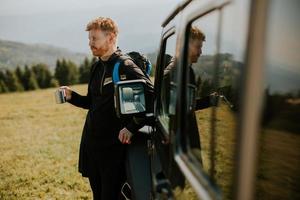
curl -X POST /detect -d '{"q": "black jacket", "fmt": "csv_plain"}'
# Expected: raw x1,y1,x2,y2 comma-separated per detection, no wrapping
67,49,154,177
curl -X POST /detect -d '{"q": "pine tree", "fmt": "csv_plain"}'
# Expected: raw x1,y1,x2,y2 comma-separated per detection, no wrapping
0,80,9,93
27,72,39,90
67,60,79,85
23,66,39,90
55,58,79,85
0,71,9,93
79,57,91,83
0,70,6,82
55,59,67,85
15,66,23,82
31,63,52,88
4,70,23,92
14,66,25,91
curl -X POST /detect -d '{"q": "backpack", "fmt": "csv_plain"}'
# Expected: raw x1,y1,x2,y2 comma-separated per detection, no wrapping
112,51,152,83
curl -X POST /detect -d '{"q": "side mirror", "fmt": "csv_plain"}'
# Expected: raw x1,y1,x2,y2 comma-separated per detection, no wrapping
114,79,147,117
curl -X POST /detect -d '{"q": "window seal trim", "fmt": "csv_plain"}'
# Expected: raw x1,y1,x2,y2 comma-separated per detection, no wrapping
173,2,224,200
235,0,269,199
155,28,176,140
175,154,221,200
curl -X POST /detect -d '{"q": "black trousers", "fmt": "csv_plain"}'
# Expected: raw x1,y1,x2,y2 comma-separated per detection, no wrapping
87,144,126,200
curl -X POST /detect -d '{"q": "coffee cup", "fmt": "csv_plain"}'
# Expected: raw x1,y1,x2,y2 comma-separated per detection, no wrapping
55,88,66,104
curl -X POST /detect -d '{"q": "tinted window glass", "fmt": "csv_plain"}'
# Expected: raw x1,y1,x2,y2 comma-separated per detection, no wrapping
183,1,250,199
158,34,177,134
256,1,300,199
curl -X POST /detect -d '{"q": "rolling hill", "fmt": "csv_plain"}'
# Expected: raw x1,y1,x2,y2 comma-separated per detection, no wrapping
0,39,89,72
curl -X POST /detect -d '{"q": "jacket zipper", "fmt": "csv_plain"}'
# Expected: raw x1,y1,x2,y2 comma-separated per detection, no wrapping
100,64,107,95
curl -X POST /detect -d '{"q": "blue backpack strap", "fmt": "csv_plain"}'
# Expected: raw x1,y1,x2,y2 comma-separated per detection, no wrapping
112,61,121,84
112,55,132,84
145,60,152,75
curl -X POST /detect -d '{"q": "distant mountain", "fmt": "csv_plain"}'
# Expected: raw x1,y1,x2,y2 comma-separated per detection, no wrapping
193,53,300,95
0,39,89,71
0,1,172,54
266,64,300,94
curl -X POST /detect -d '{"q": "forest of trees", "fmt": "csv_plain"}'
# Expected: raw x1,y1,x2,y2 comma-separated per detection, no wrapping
0,57,97,94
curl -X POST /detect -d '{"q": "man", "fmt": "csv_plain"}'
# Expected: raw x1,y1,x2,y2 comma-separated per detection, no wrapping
188,26,204,65
163,26,214,109
164,26,205,82
60,17,153,200
187,26,214,110
158,26,207,189
163,26,216,156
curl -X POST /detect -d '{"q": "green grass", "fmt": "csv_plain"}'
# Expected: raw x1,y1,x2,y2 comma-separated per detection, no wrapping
256,128,300,199
1,84,299,200
177,101,300,200
197,102,236,200
0,84,92,200
173,102,237,200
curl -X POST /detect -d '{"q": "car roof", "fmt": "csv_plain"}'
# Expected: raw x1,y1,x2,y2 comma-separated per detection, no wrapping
161,0,192,27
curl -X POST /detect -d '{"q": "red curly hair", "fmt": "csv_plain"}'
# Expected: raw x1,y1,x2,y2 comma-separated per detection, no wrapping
86,17,119,36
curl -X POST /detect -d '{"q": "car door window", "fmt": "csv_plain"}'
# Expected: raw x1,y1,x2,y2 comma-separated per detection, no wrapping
256,1,300,199
158,34,177,134
185,10,219,175
182,1,250,199
212,2,250,199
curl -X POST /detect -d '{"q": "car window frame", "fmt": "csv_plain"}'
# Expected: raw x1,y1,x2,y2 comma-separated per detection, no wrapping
155,27,177,139
172,0,232,199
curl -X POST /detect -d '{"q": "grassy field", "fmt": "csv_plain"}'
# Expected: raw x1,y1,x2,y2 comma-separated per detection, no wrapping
197,102,236,200
1,84,299,200
178,100,300,200
256,128,300,199
173,102,237,200
0,82,227,200
0,84,92,200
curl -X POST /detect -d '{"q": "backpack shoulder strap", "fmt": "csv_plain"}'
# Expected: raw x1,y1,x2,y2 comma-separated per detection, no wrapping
112,55,132,84
145,60,152,75
112,61,121,83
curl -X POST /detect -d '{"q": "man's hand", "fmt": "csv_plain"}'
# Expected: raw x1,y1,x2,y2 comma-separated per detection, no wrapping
59,86,72,101
118,128,133,144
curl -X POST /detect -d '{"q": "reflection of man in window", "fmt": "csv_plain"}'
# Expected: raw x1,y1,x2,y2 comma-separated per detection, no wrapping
187,26,214,110
160,27,207,190
188,27,205,65
163,26,208,152
186,27,207,152
187,27,220,165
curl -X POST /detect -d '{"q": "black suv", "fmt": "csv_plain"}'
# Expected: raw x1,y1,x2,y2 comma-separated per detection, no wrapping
115,0,300,199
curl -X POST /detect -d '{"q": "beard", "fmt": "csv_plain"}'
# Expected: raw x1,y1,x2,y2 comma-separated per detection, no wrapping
91,42,110,57
190,54,200,64
91,47,108,57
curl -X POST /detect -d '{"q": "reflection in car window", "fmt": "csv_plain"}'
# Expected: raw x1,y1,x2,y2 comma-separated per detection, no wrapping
177,10,220,199
185,10,219,176
183,1,250,199
212,2,250,199
158,34,177,133
256,1,300,199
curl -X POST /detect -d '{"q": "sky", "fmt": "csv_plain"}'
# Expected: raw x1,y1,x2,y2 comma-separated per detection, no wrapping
0,0,182,54
0,0,299,93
